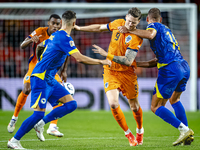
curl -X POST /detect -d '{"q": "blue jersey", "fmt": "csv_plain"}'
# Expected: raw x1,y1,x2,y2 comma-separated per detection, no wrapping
32,29,79,80
146,22,183,69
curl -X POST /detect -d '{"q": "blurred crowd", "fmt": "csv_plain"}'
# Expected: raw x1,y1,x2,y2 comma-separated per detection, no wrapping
0,0,199,78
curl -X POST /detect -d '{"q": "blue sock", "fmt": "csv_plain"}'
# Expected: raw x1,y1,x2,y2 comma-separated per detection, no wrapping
14,111,45,140
43,100,77,124
172,101,188,126
155,106,181,128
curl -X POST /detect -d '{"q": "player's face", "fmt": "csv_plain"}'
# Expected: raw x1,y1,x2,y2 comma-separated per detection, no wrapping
125,14,140,31
48,18,61,34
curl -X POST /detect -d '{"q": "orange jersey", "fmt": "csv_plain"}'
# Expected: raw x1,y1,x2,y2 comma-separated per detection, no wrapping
28,27,50,64
104,19,143,71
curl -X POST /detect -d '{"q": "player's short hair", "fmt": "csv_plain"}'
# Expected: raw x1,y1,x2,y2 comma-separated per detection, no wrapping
62,10,76,26
128,7,142,20
148,8,161,21
62,10,76,20
48,14,61,21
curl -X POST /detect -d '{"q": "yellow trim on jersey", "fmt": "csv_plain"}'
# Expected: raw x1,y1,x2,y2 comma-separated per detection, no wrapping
32,70,46,80
157,63,168,69
69,48,79,55
146,28,157,32
155,82,163,99
31,92,42,108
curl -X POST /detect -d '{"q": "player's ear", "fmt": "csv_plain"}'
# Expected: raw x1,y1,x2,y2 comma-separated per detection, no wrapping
146,16,149,22
48,21,50,26
160,17,162,23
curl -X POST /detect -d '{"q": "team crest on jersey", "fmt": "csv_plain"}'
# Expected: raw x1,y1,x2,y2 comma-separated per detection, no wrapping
69,41,75,47
25,76,30,81
41,98,46,104
105,82,109,88
125,35,132,44
31,31,36,36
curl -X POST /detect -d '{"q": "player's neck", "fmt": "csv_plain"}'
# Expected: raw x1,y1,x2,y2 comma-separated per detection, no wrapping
61,27,72,35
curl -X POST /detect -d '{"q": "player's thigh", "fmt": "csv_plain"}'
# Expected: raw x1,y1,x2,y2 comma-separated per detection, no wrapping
106,89,120,105
156,62,182,99
30,76,49,109
23,60,36,84
48,80,72,106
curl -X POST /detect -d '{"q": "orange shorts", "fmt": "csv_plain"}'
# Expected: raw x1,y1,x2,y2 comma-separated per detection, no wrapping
23,60,62,84
103,69,138,99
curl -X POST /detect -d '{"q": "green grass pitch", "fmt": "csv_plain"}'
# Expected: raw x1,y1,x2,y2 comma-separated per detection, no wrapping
0,110,200,150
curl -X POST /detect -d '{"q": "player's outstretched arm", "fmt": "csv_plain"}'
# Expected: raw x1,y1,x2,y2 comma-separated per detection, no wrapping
92,44,136,66
74,24,108,32
21,35,42,49
118,26,156,40
71,51,111,67
136,58,158,68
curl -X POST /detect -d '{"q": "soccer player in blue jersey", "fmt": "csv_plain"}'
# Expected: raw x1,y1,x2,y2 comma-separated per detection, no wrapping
117,8,194,146
7,10,111,149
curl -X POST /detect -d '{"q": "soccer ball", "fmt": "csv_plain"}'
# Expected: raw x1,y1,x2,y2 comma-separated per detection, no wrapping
63,82,75,96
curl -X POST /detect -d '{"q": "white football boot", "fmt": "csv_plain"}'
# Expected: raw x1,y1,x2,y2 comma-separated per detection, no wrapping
34,123,45,142
7,116,18,133
7,137,25,149
47,124,64,137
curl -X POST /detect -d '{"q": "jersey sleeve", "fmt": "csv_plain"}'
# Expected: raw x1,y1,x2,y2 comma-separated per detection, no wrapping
107,19,124,32
146,23,157,32
59,35,79,55
28,27,43,38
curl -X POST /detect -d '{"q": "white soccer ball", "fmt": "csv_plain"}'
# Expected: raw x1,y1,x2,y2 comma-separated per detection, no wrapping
63,82,75,96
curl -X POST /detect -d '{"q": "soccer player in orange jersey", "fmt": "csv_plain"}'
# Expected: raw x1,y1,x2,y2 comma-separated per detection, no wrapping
7,14,65,137
75,8,144,146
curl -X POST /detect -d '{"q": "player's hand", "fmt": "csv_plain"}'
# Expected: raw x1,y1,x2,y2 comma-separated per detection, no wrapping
74,25,80,31
60,71,67,82
118,26,129,33
92,44,108,57
31,35,42,43
100,59,111,67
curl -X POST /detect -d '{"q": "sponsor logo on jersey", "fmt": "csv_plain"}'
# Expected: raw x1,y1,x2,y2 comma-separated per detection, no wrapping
125,35,132,44
69,40,75,47
41,98,46,104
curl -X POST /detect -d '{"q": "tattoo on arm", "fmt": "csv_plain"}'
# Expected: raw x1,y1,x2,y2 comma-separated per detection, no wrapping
113,50,137,66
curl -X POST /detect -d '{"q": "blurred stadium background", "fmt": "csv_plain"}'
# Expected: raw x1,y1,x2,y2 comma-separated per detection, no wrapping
0,0,199,112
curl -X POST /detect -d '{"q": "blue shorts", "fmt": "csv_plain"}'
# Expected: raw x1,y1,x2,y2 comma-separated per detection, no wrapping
153,60,190,99
30,76,70,109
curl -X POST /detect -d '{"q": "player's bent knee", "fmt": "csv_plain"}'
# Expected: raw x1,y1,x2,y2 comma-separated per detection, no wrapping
110,103,119,109
151,105,156,114
64,100,77,113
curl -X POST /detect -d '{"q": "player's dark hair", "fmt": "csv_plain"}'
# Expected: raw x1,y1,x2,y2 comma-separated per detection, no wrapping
148,8,161,21
128,7,142,20
49,14,61,21
62,10,76,20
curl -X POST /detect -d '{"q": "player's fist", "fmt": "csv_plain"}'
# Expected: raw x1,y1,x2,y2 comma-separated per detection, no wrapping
31,35,42,43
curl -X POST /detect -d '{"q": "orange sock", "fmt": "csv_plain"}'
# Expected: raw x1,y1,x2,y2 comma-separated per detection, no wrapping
13,91,28,117
50,104,63,125
111,106,128,131
132,106,143,129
